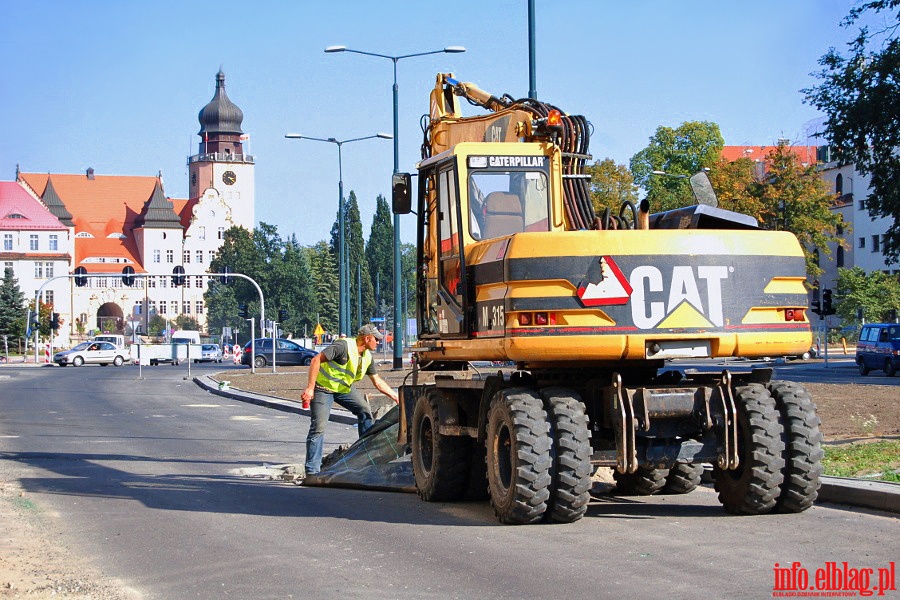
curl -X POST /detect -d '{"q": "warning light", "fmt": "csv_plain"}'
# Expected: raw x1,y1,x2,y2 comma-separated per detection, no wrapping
547,110,562,127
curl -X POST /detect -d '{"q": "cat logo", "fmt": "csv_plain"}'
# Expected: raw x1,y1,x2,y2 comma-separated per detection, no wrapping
578,258,731,330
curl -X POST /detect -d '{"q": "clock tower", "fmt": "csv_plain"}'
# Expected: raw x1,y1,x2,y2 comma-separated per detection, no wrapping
187,69,255,230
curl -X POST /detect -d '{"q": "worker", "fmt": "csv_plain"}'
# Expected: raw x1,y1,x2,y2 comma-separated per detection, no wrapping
301,324,399,476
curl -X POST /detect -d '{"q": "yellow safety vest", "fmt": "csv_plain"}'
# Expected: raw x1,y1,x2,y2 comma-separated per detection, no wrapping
315,340,372,394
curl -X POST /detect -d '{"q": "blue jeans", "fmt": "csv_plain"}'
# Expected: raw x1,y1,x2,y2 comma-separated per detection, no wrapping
304,387,373,474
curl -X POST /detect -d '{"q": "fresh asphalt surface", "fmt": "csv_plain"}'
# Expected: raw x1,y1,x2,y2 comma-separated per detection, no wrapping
0,362,896,599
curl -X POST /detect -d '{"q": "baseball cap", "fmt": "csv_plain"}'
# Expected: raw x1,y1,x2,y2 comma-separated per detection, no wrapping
358,324,384,340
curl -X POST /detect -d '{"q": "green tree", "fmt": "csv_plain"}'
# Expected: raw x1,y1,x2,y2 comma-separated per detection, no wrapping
309,241,339,334
835,266,900,323
0,267,26,340
344,191,375,329
804,0,900,262
174,315,199,331
630,121,724,212
586,158,639,218
748,143,845,278
366,194,394,312
707,157,766,221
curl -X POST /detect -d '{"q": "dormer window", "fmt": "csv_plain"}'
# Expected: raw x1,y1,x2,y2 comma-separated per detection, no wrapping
5,213,25,219
106,233,126,239
75,232,94,238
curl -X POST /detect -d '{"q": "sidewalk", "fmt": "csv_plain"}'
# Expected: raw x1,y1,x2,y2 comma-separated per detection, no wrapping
193,374,899,514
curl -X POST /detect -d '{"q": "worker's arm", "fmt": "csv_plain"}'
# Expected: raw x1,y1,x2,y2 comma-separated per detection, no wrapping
368,374,399,404
301,352,326,407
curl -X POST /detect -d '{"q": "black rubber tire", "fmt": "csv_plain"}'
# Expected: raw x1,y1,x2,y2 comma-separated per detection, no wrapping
885,360,896,377
768,381,824,513
303,356,312,366
485,388,552,524
113,356,124,367
541,388,592,523
254,356,266,368
73,356,84,367
858,360,870,376
614,467,669,495
713,384,785,515
662,463,703,495
411,389,472,502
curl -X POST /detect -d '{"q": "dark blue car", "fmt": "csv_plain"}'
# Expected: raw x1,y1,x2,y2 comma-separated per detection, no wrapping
241,338,316,368
856,323,900,377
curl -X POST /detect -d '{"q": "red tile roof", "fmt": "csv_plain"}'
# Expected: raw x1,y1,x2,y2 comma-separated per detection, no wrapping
0,181,68,231
17,172,187,274
721,145,819,165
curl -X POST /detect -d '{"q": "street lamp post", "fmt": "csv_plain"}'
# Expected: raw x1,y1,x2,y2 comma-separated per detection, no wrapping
325,44,465,368
285,132,392,335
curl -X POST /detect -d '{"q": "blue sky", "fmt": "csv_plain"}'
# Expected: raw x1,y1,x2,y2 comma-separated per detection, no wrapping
0,1,879,246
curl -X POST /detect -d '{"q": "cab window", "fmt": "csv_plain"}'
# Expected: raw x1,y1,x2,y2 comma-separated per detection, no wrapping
469,169,549,240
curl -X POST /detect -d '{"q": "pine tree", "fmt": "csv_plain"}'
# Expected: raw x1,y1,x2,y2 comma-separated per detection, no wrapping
0,267,26,339
309,241,339,334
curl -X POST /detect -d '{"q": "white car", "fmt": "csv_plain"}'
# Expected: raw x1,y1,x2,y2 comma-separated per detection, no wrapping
54,341,130,367
195,344,223,363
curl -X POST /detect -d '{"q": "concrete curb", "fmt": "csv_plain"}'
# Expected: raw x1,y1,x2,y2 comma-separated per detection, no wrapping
193,375,899,514
193,374,359,426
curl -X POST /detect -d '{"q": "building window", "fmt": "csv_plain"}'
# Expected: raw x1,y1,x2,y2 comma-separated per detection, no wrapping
3,261,12,272
208,250,215,262
835,174,843,195
171,301,178,315
859,237,866,249
153,249,161,263
3,234,11,251
196,301,204,314
34,262,43,278
134,302,142,315
183,301,191,314
185,277,191,288
49,235,58,251
837,245,845,268
45,262,54,278
158,302,166,315
159,276,167,288
196,250,203,264
195,276,203,288
183,250,190,264
198,226,206,240
218,227,225,240
96,277,107,288
872,235,880,253
147,276,156,288
29,235,38,251
148,300,156,314
45,290,54,306
859,199,865,210
166,250,174,263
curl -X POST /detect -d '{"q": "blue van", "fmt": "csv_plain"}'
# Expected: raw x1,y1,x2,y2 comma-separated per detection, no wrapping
856,323,900,377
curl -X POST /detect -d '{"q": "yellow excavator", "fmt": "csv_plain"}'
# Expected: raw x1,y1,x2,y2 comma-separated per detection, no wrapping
387,74,822,524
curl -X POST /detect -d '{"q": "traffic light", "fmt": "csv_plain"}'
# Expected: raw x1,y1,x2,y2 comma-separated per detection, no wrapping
122,266,135,286
278,308,288,322
822,288,834,316
238,304,249,319
219,266,232,285
31,314,40,329
810,299,821,316
172,265,186,287
50,312,60,330
74,266,88,287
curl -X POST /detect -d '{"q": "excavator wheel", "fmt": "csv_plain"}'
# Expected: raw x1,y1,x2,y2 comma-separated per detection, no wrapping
411,389,472,502
613,467,669,496
485,388,552,524
662,463,704,495
767,381,823,513
713,384,785,515
541,388,592,523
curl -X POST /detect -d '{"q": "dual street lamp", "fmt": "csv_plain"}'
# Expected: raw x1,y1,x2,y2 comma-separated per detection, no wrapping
285,133,392,336
325,44,465,368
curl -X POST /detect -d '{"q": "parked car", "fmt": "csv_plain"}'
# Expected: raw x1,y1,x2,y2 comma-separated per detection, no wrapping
856,323,900,376
195,344,223,363
241,338,316,368
54,341,130,367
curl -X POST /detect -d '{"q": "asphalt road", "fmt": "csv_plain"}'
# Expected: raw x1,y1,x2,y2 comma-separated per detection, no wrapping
0,364,896,599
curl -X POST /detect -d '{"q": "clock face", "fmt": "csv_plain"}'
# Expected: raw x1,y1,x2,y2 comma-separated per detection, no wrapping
222,170,237,185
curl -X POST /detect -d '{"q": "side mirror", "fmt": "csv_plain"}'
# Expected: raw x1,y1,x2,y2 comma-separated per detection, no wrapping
689,171,718,208
392,172,412,214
